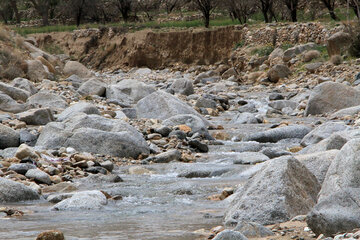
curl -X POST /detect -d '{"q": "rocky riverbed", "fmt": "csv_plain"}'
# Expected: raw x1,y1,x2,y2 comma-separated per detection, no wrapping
3,25,360,240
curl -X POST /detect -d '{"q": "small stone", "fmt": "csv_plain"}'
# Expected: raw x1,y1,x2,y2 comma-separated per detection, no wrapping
36,230,65,240
25,168,52,185
100,160,114,172
188,140,209,153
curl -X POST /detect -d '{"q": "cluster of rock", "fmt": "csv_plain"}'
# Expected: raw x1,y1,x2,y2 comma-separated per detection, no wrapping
2,26,360,239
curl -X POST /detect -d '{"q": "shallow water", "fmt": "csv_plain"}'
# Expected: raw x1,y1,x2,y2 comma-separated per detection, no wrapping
0,92,321,239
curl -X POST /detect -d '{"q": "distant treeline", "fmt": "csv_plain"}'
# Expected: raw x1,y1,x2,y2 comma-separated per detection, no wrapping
0,0,360,28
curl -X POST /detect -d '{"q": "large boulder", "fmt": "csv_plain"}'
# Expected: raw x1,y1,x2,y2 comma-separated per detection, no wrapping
168,78,194,96
305,82,360,116
17,108,54,125
213,230,248,240
26,60,48,82
301,122,351,147
52,190,107,211
77,78,106,97
56,102,100,122
0,124,20,149
162,114,210,138
136,90,203,120
25,168,52,185
267,64,291,83
11,78,37,95
36,113,149,158
225,156,320,225
331,105,360,118
106,79,155,104
0,82,30,102
0,177,40,202
0,93,27,113
230,112,259,124
27,91,68,109
63,61,92,78
283,43,317,62
243,125,312,143
295,150,339,184
307,139,360,236
327,31,352,57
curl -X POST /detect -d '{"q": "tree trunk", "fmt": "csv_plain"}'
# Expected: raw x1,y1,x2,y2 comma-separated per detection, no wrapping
76,9,82,27
10,0,20,24
262,9,269,23
41,9,49,26
329,10,339,20
204,11,210,28
291,8,297,22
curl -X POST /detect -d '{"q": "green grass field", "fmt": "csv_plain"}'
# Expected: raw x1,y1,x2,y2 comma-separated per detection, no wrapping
11,7,359,36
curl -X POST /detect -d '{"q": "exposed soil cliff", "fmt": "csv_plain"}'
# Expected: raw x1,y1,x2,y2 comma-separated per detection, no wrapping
33,23,339,71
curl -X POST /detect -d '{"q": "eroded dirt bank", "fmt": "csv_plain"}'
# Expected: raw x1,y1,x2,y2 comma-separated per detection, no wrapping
32,23,338,71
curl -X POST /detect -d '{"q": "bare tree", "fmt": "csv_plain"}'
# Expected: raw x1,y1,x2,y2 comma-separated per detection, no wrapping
9,0,20,24
283,0,299,22
321,0,339,20
257,0,274,23
192,0,217,28
349,0,360,19
114,0,132,22
226,0,255,24
163,0,180,14
136,0,161,21
28,0,53,26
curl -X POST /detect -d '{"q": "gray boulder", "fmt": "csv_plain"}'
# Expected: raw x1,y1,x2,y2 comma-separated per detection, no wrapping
153,149,182,163
77,78,106,96
300,133,349,154
267,64,291,82
225,156,320,225
162,114,210,137
195,97,217,109
268,100,297,111
8,163,36,175
106,79,155,104
17,108,54,125
327,31,352,56
0,82,30,102
63,61,92,78
295,150,338,184
0,93,27,113
305,62,323,73
26,60,48,82
330,105,360,118
27,91,68,109
243,125,311,143
213,230,248,240
56,102,100,122
305,82,360,116
301,122,351,147
36,113,149,158
168,78,194,96
0,124,20,149
65,75,84,89
0,177,40,202
283,43,317,62
230,113,259,124
11,78,37,95
233,221,274,238
136,90,204,120
25,168,52,185
307,139,360,236
233,152,270,165
52,190,107,211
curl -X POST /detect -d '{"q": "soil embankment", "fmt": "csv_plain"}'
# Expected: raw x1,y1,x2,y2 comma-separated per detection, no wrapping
33,23,336,70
